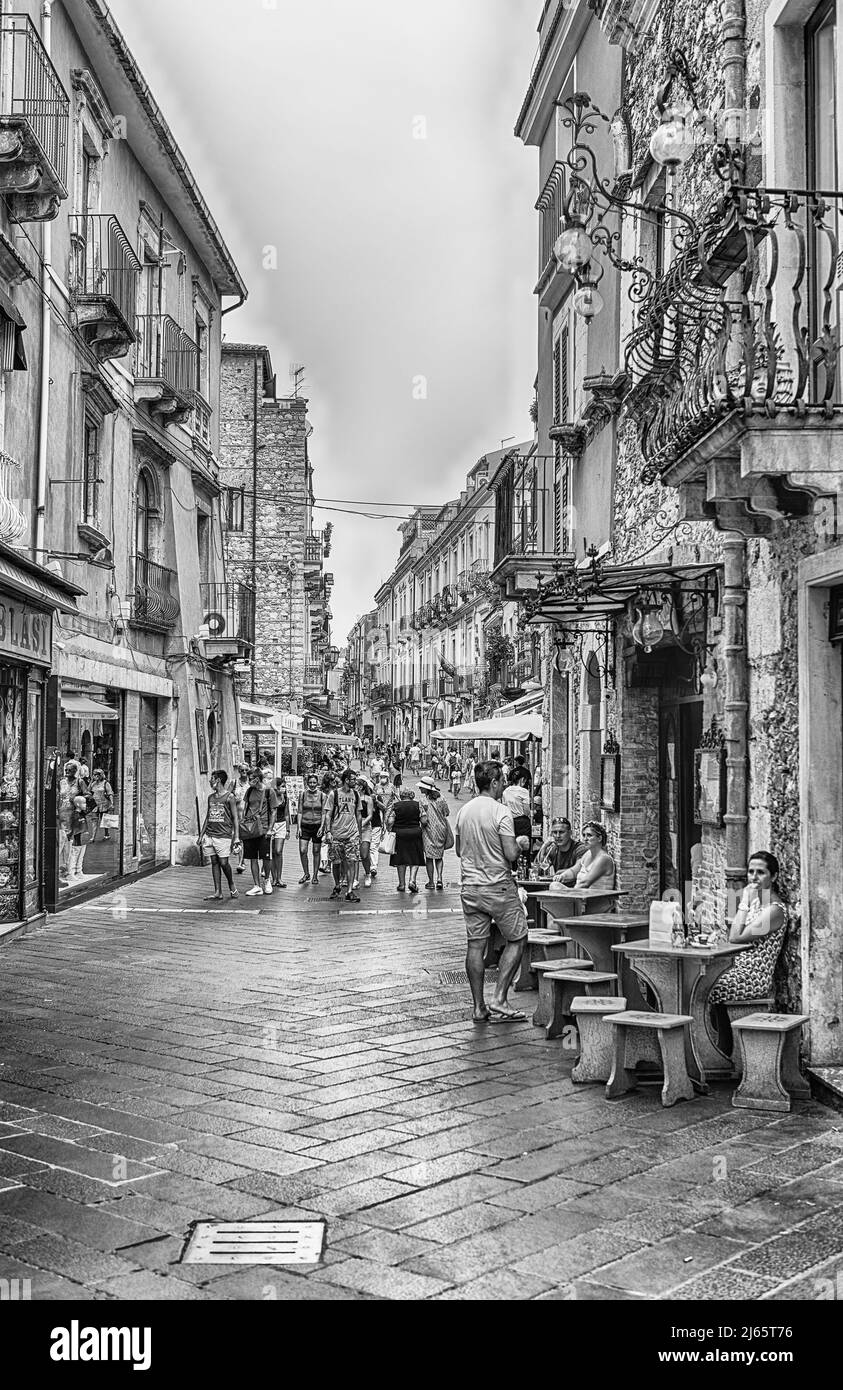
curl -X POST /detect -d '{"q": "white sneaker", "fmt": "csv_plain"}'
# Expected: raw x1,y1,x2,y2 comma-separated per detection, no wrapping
352,879,359,890
263,881,273,895
246,886,263,896
364,876,372,888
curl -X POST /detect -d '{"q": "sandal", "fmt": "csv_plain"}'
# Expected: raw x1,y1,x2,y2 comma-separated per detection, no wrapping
436,880,444,890
345,892,361,903
298,874,310,885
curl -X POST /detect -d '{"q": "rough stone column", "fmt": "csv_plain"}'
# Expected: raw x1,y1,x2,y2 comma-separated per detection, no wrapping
720,0,746,149
722,536,749,911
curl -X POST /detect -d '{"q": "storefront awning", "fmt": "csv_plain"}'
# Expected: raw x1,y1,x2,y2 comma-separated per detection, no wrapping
437,714,542,741
62,694,120,721
531,562,720,624
0,541,83,616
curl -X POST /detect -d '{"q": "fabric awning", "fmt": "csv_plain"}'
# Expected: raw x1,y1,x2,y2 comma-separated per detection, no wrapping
62,693,119,721
436,714,542,742
533,562,720,624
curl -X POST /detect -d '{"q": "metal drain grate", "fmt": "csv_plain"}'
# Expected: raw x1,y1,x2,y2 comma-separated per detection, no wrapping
435,968,498,986
181,1221,326,1265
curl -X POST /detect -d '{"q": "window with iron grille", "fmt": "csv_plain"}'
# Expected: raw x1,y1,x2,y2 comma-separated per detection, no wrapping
225,486,244,532
82,417,100,526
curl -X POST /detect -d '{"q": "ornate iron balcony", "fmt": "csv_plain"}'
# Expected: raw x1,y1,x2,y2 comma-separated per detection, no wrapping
135,314,197,423
624,188,843,484
0,450,26,548
69,215,141,361
0,15,69,220
131,555,179,631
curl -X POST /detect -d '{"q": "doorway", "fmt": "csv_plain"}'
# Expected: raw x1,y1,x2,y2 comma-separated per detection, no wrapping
659,693,703,902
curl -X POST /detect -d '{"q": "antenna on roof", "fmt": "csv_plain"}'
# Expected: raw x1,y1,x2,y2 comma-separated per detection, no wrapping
290,363,306,398
500,435,515,448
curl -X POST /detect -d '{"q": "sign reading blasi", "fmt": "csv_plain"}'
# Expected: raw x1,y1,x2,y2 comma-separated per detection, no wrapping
0,599,52,665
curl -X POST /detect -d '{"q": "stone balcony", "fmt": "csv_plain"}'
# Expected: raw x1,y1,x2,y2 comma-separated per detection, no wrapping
69,214,141,362
0,15,69,222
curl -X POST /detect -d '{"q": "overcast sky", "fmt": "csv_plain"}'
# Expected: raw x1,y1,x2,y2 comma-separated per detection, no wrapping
108,0,540,641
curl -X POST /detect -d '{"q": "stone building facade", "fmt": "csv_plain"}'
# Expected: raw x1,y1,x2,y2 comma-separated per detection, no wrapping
0,0,251,918
513,0,843,1081
219,344,332,719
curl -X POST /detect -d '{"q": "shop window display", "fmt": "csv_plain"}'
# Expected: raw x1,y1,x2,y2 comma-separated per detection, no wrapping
58,684,121,895
0,666,24,921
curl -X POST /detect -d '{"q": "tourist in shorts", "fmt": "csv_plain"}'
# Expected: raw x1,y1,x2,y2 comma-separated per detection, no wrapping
270,776,292,888
240,768,277,896
454,760,528,1023
199,770,241,901
322,768,363,902
297,773,326,885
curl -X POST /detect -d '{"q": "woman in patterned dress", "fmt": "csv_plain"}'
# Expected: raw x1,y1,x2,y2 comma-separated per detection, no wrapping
709,852,788,1005
418,776,450,891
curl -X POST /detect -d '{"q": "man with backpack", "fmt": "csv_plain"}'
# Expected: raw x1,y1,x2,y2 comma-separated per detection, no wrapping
321,767,363,903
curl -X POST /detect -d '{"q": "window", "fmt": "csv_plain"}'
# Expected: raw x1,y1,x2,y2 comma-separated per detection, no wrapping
225,486,244,532
195,312,209,399
135,469,155,561
83,418,100,526
196,511,210,584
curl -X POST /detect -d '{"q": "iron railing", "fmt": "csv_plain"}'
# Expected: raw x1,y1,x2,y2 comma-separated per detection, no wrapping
135,314,197,399
200,582,255,648
493,454,559,565
0,15,69,191
132,556,179,630
68,214,141,329
624,188,843,479
0,450,26,547
305,532,328,565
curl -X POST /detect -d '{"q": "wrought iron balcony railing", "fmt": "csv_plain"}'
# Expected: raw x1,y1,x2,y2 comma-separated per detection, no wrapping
0,450,26,548
0,15,69,200
131,555,179,630
69,214,141,339
200,582,255,650
135,314,197,401
493,453,561,566
624,188,843,481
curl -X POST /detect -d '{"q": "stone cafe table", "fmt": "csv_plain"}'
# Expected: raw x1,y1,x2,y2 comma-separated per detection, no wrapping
611,938,753,1091
535,902,649,1008
536,886,629,929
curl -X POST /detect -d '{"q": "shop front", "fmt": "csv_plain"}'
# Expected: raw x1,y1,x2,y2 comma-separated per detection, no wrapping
0,544,82,931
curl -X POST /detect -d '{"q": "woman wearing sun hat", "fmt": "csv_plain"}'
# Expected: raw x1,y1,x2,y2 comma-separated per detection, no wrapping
418,775,450,890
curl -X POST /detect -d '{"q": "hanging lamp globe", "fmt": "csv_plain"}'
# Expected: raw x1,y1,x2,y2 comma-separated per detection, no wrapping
649,109,695,168
572,283,604,320
554,223,593,274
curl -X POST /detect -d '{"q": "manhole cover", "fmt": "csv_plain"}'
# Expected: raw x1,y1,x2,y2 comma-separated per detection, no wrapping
181,1221,326,1265
435,969,498,986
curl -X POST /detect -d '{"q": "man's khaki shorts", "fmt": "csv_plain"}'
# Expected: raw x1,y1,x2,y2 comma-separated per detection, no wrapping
460,880,528,944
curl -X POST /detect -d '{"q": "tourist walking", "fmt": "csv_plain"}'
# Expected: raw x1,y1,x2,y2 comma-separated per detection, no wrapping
199,770,240,901
454,760,528,1023
297,772,326,885
240,768,276,896
448,750,463,797
409,740,421,776
418,776,450,890
323,768,363,902
462,751,476,797
357,775,375,886
386,786,426,893
270,776,292,887
231,765,249,874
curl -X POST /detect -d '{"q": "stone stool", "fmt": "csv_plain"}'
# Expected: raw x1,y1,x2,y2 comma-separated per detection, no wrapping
514,932,573,993
570,996,628,1083
722,998,774,1078
605,1011,695,1108
531,958,593,1027
731,1013,811,1113
541,970,618,1040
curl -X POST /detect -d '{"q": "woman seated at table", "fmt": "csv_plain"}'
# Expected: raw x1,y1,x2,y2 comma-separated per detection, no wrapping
709,851,787,1007
554,821,617,913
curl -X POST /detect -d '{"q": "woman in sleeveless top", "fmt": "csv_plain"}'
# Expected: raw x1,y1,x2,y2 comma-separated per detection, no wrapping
709,852,788,1005
555,821,617,913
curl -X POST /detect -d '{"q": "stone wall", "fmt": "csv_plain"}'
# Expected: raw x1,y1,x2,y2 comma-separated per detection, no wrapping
220,349,311,710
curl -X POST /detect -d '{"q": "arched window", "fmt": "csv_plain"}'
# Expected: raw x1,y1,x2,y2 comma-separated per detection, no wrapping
135,469,155,562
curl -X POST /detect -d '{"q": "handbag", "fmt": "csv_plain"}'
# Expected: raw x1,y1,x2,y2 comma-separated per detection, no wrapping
241,789,269,839
444,817,455,851
101,813,119,830
378,830,396,856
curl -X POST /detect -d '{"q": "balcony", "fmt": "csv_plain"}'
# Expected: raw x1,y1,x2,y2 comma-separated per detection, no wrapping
304,663,324,695
623,187,843,536
200,582,255,662
492,451,572,599
69,215,141,362
304,532,327,569
0,450,26,548
134,314,197,425
191,394,212,451
0,15,69,221
130,556,179,632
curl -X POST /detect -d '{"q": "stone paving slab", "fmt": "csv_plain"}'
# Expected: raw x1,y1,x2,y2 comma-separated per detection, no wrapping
0,835,842,1300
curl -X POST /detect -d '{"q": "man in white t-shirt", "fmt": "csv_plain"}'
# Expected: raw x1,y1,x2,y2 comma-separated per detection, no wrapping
454,760,528,1023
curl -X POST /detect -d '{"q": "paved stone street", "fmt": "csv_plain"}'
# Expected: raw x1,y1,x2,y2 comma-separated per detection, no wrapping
0,787,841,1301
